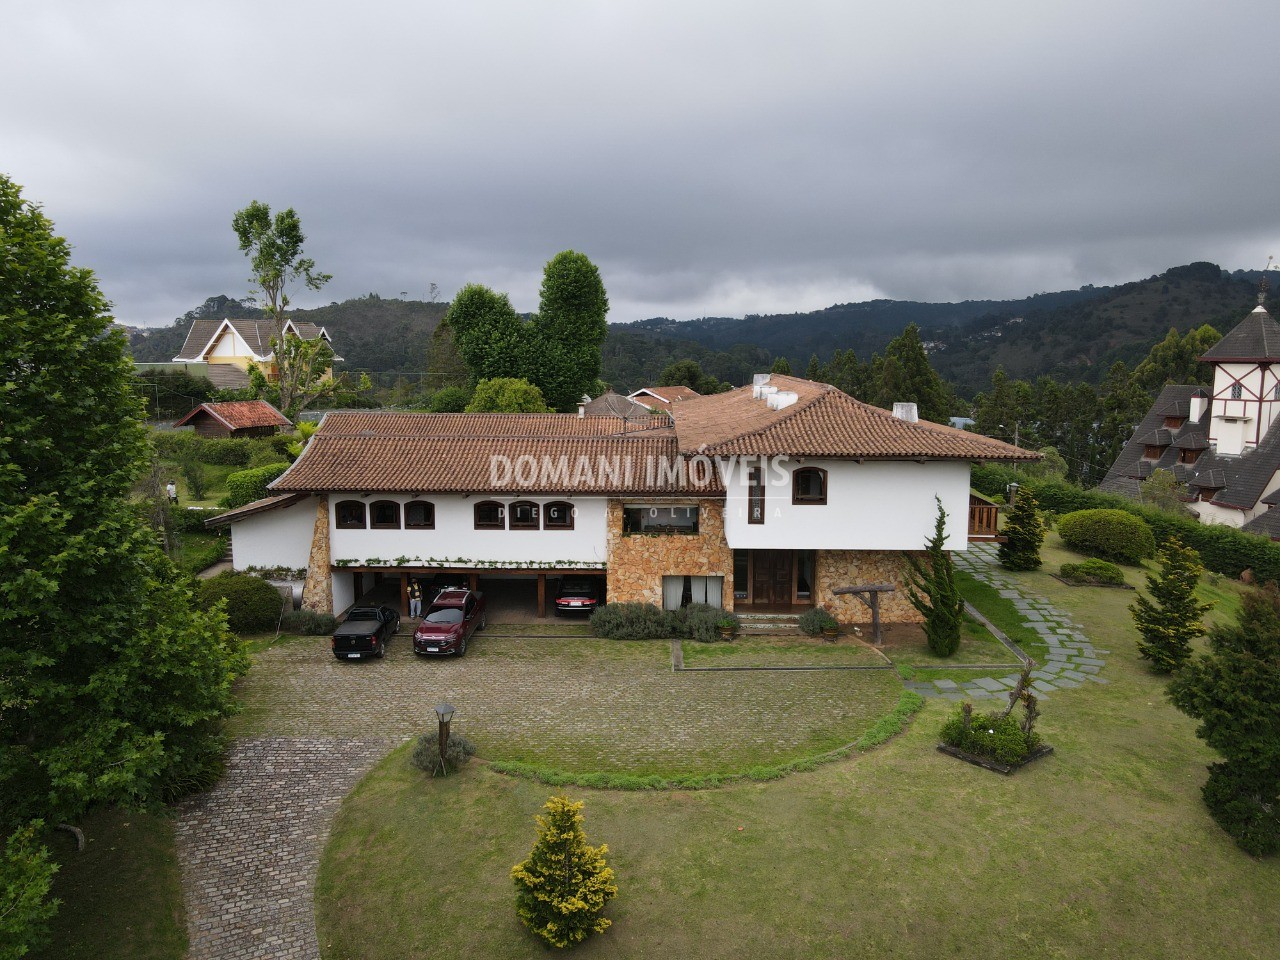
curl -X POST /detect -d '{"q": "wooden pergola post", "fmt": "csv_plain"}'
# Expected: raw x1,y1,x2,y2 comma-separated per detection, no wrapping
399,573,409,617
537,573,547,619
831,582,896,646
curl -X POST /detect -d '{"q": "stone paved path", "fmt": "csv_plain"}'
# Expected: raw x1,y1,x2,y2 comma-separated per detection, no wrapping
174,736,390,960
903,543,1110,702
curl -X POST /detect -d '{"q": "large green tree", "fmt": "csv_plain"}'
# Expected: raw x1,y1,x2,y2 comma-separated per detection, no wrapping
1168,585,1280,855
865,324,954,423
465,377,553,413
0,177,246,943
905,498,964,657
445,251,610,411
232,200,336,415
1133,325,1222,395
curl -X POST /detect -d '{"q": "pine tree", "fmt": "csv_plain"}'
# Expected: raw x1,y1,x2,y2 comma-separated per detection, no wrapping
770,355,792,375
1130,538,1213,673
905,498,964,657
998,490,1045,571
511,796,617,948
1168,585,1280,855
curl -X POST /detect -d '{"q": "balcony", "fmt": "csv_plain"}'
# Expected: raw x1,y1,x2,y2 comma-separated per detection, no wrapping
968,494,1003,542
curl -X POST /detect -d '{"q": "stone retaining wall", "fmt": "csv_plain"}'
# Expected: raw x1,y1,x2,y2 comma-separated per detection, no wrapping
816,549,925,624
605,499,735,610
301,495,332,614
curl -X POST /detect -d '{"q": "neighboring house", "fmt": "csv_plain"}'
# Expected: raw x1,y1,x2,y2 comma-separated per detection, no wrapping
171,318,339,390
173,400,293,438
627,385,700,410
1099,302,1280,537
208,373,1034,619
580,389,659,424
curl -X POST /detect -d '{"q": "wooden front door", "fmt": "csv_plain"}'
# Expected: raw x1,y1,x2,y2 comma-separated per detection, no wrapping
751,550,794,606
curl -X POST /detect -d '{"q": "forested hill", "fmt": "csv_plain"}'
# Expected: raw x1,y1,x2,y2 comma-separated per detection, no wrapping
929,263,1267,394
128,294,450,372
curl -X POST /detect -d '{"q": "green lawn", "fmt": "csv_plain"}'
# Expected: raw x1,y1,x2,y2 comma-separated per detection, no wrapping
681,635,889,667
315,540,1280,960
32,808,187,960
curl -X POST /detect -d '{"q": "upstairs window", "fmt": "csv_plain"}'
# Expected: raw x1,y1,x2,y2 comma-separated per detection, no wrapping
336,500,366,530
792,467,828,505
544,501,575,530
370,500,401,530
748,467,765,524
475,501,505,530
1231,383,1243,400
405,501,435,529
623,504,700,535
510,501,540,530
1143,445,1163,460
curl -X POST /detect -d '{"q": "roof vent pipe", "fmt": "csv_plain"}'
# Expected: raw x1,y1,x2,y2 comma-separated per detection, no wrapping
892,402,919,423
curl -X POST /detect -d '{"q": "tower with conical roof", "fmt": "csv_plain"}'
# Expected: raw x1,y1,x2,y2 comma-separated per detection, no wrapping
1197,298,1280,456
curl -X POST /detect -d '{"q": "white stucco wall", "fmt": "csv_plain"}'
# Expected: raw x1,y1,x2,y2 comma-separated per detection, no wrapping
1193,500,1247,529
720,458,972,551
230,496,317,570
1210,360,1279,455
332,571,356,613
328,494,609,567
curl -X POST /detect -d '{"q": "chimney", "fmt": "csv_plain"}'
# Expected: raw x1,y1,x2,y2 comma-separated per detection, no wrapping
1189,391,1208,423
766,390,799,411
752,373,772,399
892,402,919,423
578,393,591,418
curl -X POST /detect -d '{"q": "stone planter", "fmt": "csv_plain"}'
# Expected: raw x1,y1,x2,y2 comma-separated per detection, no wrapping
936,742,1054,776
821,626,839,641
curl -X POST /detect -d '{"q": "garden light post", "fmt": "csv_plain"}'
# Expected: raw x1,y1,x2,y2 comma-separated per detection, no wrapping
434,702,455,776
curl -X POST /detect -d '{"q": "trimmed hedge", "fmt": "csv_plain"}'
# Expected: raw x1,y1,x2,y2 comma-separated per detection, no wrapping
589,602,737,642
972,465,1280,582
1057,509,1155,565
223,463,290,509
280,609,338,635
798,608,839,636
1059,558,1126,586
939,707,1041,765
167,505,225,533
196,571,286,633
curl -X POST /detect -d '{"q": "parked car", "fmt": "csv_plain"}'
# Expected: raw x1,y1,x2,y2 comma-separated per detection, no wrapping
553,577,602,616
332,605,400,660
427,572,471,600
414,588,487,657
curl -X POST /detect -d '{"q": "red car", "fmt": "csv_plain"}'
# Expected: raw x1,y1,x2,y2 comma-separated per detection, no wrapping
554,577,602,616
413,588,486,656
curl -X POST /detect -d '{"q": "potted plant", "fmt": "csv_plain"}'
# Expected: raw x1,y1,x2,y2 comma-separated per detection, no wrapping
717,615,737,641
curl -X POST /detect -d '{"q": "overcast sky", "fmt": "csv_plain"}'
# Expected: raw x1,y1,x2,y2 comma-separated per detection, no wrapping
3,1,1278,328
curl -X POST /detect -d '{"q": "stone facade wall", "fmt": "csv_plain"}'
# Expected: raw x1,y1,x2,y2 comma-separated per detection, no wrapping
301,495,333,614
815,549,926,624
606,499,735,610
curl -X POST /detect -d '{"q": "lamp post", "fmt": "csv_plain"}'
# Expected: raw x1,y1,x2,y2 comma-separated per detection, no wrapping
434,702,455,776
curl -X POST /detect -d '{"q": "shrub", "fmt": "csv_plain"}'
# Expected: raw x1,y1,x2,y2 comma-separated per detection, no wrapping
198,436,257,466
1200,763,1280,857
998,490,1045,571
940,707,1041,765
179,451,207,499
673,603,736,642
0,822,59,960
196,571,286,633
429,385,473,413
1130,538,1213,674
1057,508,1155,565
411,731,477,776
1059,558,1126,586
247,444,289,469
511,795,617,949
798,607,839,636
167,505,224,533
280,608,337,636
590,603,678,640
177,537,228,577
150,429,198,459
223,463,290,509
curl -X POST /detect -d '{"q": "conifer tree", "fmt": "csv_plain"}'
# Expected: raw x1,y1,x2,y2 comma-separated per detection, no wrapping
1130,538,1212,673
998,490,1045,571
905,498,964,657
770,355,792,375
1168,584,1280,856
511,796,617,949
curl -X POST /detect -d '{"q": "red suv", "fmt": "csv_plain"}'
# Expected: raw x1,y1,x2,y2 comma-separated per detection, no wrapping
413,588,486,656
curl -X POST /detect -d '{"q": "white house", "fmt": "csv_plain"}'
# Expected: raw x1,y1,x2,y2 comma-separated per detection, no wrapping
209,374,1034,621
172,317,339,389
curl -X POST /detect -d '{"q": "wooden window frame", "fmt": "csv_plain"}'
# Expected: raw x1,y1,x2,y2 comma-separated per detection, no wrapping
474,500,505,530
509,500,540,530
404,500,435,530
369,500,401,530
544,501,575,530
792,467,828,505
336,499,367,530
748,467,765,524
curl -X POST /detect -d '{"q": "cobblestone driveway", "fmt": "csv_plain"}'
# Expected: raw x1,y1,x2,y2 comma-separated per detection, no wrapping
176,631,903,959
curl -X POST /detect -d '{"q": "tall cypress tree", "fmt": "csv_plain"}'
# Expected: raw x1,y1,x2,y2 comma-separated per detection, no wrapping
998,490,1046,571
1129,538,1213,673
905,498,964,657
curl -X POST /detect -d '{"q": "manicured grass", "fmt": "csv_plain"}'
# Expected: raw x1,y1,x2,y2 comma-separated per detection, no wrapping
32,808,186,960
681,635,888,667
882,610,1020,667
954,568,1049,661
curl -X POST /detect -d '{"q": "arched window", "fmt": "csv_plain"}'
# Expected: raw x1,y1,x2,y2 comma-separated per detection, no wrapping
510,500,540,530
370,500,401,529
792,467,827,505
405,500,435,529
336,500,367,529
544,501,575,530
475,500,505,530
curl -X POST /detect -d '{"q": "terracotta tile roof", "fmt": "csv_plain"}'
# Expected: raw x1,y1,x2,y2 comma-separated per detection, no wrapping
669,375,1037,461
174,400,293,430
630,385,701,406
314,411,672,438
205,493,308,527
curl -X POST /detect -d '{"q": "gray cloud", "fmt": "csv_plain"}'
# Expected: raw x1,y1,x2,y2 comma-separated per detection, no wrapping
3,0,1277,328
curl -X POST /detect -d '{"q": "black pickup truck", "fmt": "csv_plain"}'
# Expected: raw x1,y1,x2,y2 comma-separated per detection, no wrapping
331,606,400,660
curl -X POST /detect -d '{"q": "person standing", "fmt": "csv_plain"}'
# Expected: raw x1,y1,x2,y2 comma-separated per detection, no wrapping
166,480,178,504
408,579,423,619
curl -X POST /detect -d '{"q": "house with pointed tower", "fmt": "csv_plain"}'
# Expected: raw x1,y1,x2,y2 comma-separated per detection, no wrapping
1100,297,1280,536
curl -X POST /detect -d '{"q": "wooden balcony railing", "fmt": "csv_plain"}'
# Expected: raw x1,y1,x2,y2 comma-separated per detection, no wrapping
968,504,1001,541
